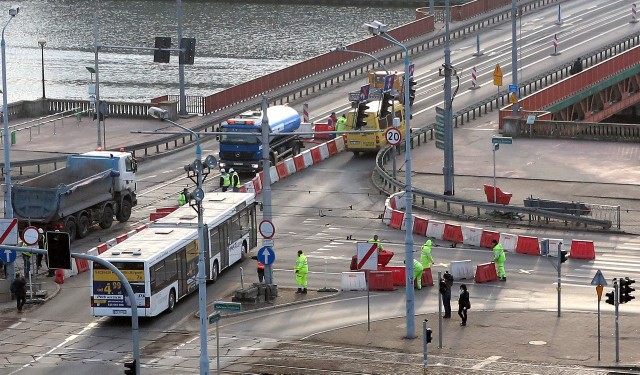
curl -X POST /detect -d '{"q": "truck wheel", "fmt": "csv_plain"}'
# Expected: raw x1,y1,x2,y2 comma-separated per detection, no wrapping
292,143,301,156
64,217,77,242
76,215,90,239
99,206,114,229
116,199,132,223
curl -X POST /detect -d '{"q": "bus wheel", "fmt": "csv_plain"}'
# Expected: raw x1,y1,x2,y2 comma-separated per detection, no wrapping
167,289,176,312
211,261,219,283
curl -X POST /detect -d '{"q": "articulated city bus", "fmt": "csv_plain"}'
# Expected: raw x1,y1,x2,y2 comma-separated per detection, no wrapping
90,192,258,317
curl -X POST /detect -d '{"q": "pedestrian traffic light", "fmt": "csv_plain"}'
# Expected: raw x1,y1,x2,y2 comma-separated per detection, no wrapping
379,92,393,119
426,327,433,343
560,250,569,263
620,277,636,304
179,37,196,65
46,231,71,270
154,36,171,63
605,290,616,306
124,360,137,375
355,102,369,129
408,77,417,106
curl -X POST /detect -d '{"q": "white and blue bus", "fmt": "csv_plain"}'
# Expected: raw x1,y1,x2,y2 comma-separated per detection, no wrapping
90,192,258,317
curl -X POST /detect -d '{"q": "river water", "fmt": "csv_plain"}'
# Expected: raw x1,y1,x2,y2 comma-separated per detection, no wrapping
5,1,414,103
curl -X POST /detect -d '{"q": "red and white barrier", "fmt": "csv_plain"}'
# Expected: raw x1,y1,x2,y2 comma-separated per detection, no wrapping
632,3,638,23
269,165,279,184
450,260,475,280
462,226,483,247
470,66,479,90
515,235,540,255
426,220,445,240
443,224,463,244
413,217,428,236
275,161,288,180
301,149,314,168
480,230,500,249
499,233,518,252
303,103,309,122
284,158,296,176
389,210,405,230
318,143,330,160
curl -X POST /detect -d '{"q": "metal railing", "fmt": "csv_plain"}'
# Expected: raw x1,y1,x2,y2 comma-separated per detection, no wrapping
371,126,617,231
0,108,85,144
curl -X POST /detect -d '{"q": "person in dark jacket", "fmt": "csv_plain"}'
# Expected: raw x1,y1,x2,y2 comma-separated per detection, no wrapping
458,284,470,326
11,273,27,313
440,271,454,318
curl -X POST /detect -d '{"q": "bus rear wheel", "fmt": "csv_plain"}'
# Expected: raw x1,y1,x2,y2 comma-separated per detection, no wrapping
211,261,219,283
167,289,176,313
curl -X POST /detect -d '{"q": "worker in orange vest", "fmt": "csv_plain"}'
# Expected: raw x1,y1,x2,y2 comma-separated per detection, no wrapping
251,255,266,283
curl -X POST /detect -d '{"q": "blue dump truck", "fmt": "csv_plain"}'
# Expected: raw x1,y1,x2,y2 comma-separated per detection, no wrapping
11,151,138,241
218,105,303,173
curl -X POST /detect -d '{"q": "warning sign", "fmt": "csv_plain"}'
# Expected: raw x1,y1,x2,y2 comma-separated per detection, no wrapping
493,64,503,87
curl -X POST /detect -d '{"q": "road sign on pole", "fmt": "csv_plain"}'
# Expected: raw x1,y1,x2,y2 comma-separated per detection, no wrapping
492,136,513,145
208,311,221,324
0,219,19,247
385,127,401,146
22,226,40,246
213,301,242,312
357,242,379,270
258,220,275,239
493,64,503,86
435,106,445,150
359,84,370,101
383,74,395,92
257,246,275,266
0,248,17,263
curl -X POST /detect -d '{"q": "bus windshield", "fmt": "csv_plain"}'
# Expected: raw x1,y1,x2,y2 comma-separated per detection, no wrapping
220,127,260,145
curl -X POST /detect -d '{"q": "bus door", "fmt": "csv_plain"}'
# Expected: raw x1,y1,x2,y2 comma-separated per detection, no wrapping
203,224,211,277
219,223,230,269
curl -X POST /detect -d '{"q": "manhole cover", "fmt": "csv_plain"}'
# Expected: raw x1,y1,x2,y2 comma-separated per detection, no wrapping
528,340,547,346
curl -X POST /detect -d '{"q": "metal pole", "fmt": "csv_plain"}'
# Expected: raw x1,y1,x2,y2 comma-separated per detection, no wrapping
239,266,244,289
176,0,187,116
429,0,434,16
93,11,102,148
443,0,454,196
557,242,561,317
39,41,45,99
511,0,519,115
438,271,443,349
261,98,273,285
367,272,370,331
493,144,497,205
422,319,428,373
615,279,619,362
215,319,220,375
160,118,209,374
2,14,16,285
597,298,601,361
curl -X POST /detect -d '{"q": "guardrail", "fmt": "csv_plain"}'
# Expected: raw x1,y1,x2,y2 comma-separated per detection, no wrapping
372,130,616,231
0,108,85,145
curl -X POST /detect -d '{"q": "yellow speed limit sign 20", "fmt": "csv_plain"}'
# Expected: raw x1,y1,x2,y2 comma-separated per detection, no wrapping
385,127,402,146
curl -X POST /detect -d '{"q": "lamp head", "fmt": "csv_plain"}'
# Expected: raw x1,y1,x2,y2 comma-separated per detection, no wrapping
148,106,168,120
9,6,19,17
330,44,346,53
38,38,47,47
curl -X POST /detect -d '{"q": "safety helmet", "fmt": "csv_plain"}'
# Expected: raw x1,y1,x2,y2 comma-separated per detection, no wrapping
229,168,235,173
220,168,226,173
38,228,44,234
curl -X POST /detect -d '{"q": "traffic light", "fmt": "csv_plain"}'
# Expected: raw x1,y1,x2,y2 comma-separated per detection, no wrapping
124,360,136,375
605,290,615,305
179,37,196,65
408,77,417,106
426,327,433,343
379,92,393,119
154,36,172,63
46,231,71,270
560,250,569,263
355,102,369,129
620,277,636,304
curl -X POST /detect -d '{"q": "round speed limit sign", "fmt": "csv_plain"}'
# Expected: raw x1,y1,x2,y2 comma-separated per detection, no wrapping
385,127,401,146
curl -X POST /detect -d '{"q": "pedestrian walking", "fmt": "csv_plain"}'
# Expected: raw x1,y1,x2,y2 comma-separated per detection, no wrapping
11,273,27,313
36,228,46,273
458,284,470,326
440,271,454,318
368,234,384,253
413,259,424,289
294,250,308,294
250,255,266,283
229,168,241,192
219,168,231,192
178,188,188,206
421,239,433,269
492,239,507,281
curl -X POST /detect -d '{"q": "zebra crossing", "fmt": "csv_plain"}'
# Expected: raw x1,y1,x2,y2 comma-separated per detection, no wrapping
564,238,640,288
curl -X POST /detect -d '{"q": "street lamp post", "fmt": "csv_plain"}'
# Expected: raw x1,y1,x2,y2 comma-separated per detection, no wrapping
2,5,18,284
38,38,46,99
148,107,212,375
362,20,415,339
